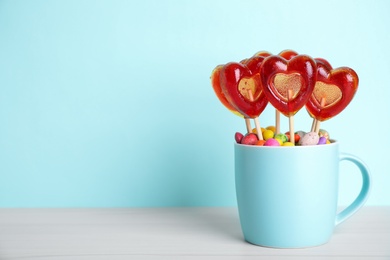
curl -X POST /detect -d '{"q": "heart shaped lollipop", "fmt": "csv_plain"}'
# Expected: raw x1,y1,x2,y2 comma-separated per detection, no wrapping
220,62,268,119
279,49,298,60
260,54,316,144
253,50,273,57
306,59,358,130
271,49,299,134
240,51,272,65
241,54,271,73
211,65,243,117
220,59,269,140
260,54,317,117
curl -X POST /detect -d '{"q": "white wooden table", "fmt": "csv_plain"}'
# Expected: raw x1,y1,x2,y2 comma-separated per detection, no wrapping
0,207,389,259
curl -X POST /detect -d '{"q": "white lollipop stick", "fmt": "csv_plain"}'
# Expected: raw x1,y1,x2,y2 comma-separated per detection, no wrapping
288,89,295,145
311,118,317,132
248,89,263,140
245,118,252,134
275,110,281,135
312,97,326,134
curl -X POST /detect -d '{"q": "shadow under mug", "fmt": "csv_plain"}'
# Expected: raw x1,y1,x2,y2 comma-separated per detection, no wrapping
234,141,371,248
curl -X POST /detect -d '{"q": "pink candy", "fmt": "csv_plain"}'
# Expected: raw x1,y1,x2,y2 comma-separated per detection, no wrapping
264,138,280,146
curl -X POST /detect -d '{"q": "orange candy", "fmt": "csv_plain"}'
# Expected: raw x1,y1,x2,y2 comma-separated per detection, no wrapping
255,140,266,146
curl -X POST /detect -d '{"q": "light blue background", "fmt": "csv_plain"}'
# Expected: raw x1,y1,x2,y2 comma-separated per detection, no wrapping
0,0,389,207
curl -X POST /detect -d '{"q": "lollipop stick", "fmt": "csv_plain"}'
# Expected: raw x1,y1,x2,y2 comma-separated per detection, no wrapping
275,110,281,134
289,114,294,145
247,89,263,140
288,89,294,145
254,117,263,140
314,97,326,133
314,120,321,133
311,118,317,132
245,118,252,134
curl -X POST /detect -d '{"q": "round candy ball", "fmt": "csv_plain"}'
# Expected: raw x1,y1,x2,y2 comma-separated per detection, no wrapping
266,125,276,132
317,136,327,145
319,129,330,140
299,132,320,146
263,129,274,141
275,133,288,144
296,131,306,141
264,138,280,146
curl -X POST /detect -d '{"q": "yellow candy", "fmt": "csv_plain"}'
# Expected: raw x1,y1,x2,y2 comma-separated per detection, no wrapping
283,142,295,146
263,129,274,140
252,128,266,135
266,126,276,133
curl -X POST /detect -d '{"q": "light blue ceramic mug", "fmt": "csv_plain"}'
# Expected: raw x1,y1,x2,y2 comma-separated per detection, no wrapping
235,141,370,248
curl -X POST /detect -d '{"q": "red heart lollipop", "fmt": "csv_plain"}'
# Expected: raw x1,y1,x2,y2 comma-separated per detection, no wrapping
306,59,359,122
315,58,333,71
211,65,243,117
240,51,272,64
279,49,298,60
260,54,317,117
253,50,273,57
271,50,299,134
220,60,268,119
242,53,271,73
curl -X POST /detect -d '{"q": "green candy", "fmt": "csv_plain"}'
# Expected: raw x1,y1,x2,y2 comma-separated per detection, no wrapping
274,133,288,143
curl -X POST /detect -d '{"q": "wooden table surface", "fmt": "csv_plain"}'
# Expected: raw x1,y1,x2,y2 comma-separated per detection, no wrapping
0,207,389,260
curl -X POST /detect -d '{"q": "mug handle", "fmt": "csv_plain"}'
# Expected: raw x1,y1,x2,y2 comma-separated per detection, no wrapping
335,153,371,226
